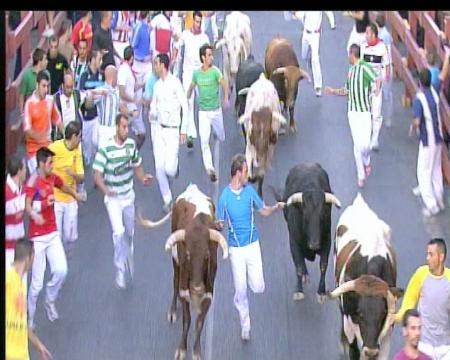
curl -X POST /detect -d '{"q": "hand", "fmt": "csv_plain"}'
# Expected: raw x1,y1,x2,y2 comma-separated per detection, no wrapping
374,87,381,97
64,168,76,178
31,212,45,225
222,98,230,110
324,86,335,95
47,195,55,207
276,202,286,209
106,190,117,197
179,133,187,144
36,341,53,360
141,174,153,186
15,210,24,221
74,192,86,202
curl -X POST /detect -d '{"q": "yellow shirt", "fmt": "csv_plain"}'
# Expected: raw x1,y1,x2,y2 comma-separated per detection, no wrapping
6,268,29,360
49,140,84,203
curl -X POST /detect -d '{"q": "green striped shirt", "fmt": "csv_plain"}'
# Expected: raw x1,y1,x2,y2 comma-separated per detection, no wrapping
92,137,142,195
345,59,377,113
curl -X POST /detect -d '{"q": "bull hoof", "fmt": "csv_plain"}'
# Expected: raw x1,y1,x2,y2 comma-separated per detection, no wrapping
293,292,305,301
174,348,186,360
167,309,177,323
317,293,327,304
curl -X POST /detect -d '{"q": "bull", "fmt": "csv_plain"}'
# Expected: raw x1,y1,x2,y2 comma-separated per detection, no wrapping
138,184,228,360
328,193,403,360
216,11,252,95
265,36,311,133
238,73,286,197
272,163,341,302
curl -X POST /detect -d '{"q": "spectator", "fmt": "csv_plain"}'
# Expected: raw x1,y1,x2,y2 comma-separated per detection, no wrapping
92,11,122,71
71,11,93,52
6,238,52,360
23,70,63,174
70,38,89,90
394,309,432,360
79,49,104,166
18,48,48,115
117,46,146,149
150,11,174,59
346,11,370,52
8,10,22,80
131,11,152,81
410,69,445,216
201,11,219,44
143,57,159,116
46,36,69,95
58,18,74,64
395,238,450,359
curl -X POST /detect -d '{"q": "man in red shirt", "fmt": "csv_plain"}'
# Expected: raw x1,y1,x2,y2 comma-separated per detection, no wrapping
25,147,84,329
71,11,93,52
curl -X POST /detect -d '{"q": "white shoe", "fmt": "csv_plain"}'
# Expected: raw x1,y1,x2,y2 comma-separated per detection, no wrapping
44,300,59,322
115,270,126,289
241,328,250,341
315,88,322,97
43,26,55,38
422,206,439,217
412,186,421,197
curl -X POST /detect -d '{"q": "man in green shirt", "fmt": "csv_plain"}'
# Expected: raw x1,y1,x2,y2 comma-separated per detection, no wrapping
187,44,229,182
325,43,379,188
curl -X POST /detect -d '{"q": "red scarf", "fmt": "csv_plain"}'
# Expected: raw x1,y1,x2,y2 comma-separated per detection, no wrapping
367,37,380,47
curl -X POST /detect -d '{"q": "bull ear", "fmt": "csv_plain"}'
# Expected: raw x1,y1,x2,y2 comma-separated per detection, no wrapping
215,38,226,49
389,287,404,299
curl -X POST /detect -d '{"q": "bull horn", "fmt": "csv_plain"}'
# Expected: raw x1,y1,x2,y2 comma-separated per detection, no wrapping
238,87,250,96
164,229,186,251
379,290,397,341
272,111,287,126
273,67,286,76
299,68,312,83
324,193,342,209
137,207,172,229
328,279,356,298
209,229,229,259
286,192,303,206
215,38,226,49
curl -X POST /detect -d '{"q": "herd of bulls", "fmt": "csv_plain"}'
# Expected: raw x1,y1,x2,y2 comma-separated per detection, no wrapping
137,11,404,360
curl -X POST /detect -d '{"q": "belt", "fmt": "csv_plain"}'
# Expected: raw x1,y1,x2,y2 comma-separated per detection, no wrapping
305,28,320,34
160,123,179,129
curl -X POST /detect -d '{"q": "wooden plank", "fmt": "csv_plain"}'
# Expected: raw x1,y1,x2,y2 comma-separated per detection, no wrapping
445,16,450,39
422,12,445,59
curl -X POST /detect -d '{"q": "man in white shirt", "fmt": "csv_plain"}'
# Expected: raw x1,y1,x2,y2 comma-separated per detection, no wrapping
117,46,146,150
173,11,209,148
150,11,174,59
150,53,188,212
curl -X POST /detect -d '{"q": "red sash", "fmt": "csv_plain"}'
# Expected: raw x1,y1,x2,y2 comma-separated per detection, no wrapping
155,28,172,54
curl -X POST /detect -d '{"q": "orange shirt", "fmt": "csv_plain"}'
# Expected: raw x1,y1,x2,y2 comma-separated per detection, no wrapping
23,92,61,158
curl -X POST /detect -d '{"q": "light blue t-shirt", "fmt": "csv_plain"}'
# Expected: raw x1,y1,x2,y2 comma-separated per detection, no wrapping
216,184,264,248
144,73,158,100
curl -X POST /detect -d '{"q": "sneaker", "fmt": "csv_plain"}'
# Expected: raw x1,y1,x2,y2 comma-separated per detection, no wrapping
44,300,59,322
207,169,218,182
241,328,250,341
412,186,421,197
115,270,126,289
422,206,439,217
315,88,322,97
43,26,55,38
357,179,365,188
370,142,379,152
186,136,194,149
364,165,372,177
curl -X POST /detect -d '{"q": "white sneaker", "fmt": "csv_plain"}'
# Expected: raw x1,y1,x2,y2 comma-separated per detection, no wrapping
412,186,421,197
241,328,250,341
115,270,126,289
315,88,322,97
44,301,59,322
422,206,439,217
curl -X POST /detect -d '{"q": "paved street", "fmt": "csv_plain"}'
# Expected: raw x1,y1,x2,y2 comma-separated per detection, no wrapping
30,11,449,360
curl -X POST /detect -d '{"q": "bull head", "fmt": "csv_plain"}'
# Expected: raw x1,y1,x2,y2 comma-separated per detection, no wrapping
216,35,247,75
286,192,342,208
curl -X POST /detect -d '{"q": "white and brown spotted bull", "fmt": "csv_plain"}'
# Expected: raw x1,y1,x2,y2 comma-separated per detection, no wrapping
238,73,286,197
328,193,403,360
265,36,311,133
138,184,228,360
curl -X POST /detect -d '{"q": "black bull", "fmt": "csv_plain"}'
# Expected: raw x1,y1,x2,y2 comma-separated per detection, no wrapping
273,163,341,302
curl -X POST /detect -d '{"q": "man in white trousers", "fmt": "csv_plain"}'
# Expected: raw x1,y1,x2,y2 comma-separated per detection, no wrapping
25,146,84,328
325,44,379,188
216,154,284,341
410,69,445,217
149,53,188,212
187,44,229,182
173,11,209,148
93,114,153,289
202,11,219,44
361,22,390,151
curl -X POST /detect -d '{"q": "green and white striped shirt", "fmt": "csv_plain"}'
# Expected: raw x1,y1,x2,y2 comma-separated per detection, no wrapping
93,137,142,196
345,59,377,113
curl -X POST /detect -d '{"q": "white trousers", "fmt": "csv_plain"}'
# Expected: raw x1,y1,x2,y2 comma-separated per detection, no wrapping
199,109,225,172
104,190,135,274
28,232,68,323
150,122,180,205
182,68,198,139
417,141,444,211
348,111,372,181
6,248,27,289
27,155,37,176
229,241,265,332
54,201,79,243
370,89,383,147
302,31,322,89
202,13,219,43
347,28,367,53
98,125,116,150
82,117,99,165
419,341,450,360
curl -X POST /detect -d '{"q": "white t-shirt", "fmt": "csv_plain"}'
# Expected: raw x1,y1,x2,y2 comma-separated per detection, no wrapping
177,30,209,70
117,62,136,111
361,40,390,78
58,91,86,127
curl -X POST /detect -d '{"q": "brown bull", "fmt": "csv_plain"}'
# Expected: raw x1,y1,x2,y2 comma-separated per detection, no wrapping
265,37,311,132
138,184,228,360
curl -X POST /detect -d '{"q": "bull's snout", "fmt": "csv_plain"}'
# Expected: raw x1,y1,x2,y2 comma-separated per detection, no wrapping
362,346,379,359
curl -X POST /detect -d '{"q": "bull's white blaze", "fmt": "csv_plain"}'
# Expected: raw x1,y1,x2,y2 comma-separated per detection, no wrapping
343,315,363,348
335,193,392,262
177,184,213,218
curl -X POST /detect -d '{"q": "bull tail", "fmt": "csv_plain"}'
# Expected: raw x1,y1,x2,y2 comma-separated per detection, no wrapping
137,207,172,229
268,185,284,202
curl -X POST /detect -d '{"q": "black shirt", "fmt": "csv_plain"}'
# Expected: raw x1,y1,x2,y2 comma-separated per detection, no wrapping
355,11,370,34
92,26,115,71
79,66,104,120
47,53,69,95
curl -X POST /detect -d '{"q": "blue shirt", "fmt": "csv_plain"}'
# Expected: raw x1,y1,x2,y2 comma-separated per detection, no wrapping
132,20,150,61
378,27,392,48
216,185,264,248
144,73,158,100
428,65,441,92
412,86,443,146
